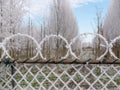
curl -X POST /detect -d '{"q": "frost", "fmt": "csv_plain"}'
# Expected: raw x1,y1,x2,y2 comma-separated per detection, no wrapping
0,33,119,61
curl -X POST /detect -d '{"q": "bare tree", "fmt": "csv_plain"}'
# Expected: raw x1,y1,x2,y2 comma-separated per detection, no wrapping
0,0,24,58
92,7,104,58
45,0,79,59
103,0,120,58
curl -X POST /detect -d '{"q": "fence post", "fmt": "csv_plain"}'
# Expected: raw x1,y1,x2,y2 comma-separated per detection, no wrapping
11,63,16,89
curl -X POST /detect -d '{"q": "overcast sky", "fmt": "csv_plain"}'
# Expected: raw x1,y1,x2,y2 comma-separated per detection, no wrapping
24,0,110,33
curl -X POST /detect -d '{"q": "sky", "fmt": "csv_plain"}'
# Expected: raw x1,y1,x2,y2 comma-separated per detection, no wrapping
72,0,110,33
24,0,110,34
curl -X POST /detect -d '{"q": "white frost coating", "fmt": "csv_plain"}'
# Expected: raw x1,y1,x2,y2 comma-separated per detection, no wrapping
39,34,70,60
109,36,120,60
2,33,39,60
70,33,109,61
100,44,106,47
58,35,70,59
0,33,119,61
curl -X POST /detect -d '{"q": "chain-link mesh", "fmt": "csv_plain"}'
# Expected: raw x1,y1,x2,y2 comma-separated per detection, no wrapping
0,64,120,90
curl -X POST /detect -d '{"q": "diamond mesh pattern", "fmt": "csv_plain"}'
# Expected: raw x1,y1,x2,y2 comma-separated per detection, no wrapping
0,64,120,90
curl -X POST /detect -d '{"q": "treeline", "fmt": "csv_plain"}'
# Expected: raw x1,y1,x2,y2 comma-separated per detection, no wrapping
0,0,81,59
1,0,119,60
94,0,120,59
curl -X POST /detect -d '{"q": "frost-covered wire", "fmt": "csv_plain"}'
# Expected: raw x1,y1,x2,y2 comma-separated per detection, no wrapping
70,33,109,60
0,33,119,61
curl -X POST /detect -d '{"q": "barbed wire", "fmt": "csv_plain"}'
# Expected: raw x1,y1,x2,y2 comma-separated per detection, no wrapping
0,33,120,62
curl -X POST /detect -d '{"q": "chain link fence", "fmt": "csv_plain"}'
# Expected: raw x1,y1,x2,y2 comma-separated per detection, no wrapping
0,63,120,90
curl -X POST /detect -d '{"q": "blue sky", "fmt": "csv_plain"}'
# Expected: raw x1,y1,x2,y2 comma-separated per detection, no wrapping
24,0,110,34
73,0,110,33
